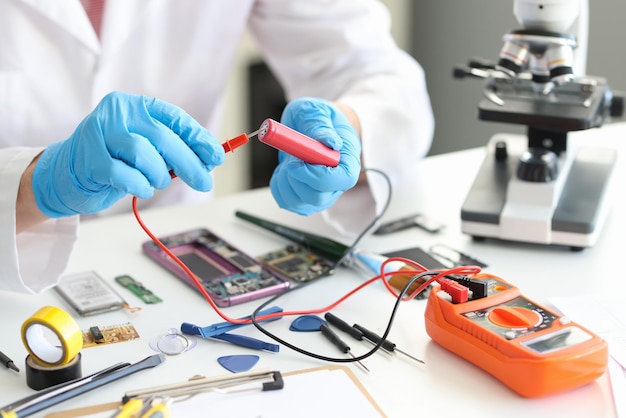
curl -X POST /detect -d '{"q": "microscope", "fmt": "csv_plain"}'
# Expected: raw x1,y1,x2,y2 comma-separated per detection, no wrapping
454,0,623,250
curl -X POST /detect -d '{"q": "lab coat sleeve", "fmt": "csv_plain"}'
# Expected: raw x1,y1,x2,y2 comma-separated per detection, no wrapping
248,0,435,236
0,147,78,294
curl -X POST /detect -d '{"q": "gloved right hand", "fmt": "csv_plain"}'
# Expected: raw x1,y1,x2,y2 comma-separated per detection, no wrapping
269,97,361,216
32,91,225,218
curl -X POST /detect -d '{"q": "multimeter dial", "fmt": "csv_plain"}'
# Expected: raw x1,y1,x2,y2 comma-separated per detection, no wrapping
488,306,542,328
464,296,558,339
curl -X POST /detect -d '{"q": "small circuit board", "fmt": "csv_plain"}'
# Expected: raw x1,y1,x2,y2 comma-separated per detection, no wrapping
256,244,336,283
115,274,163,304
82,323,140,348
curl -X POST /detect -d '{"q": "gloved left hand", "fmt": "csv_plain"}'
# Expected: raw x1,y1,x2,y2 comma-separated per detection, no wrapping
32,91,225,218
270,97,361,215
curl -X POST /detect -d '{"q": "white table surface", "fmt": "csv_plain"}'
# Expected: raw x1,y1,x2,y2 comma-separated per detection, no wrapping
2,122,626,417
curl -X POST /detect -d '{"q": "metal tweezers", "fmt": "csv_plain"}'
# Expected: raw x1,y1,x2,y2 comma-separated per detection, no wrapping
122,369,284,404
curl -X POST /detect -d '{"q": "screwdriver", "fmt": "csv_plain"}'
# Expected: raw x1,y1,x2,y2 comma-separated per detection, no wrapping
110,397,145,417
319,324,369,372
138,399,170,418
353,323,425,364
0,350,19,372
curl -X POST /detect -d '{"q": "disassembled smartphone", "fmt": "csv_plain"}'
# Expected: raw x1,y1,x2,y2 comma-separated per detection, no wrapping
142,228,290,307
55,271,127,316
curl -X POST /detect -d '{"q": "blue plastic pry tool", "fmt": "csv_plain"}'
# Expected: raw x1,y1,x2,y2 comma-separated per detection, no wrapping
211,333,279,352
217,355,260,373
180,306,283,338
289,315,327,332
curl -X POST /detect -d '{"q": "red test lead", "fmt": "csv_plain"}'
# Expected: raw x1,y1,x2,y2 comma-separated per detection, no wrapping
170,133,250,179
439,279,469,303
221,132,250,153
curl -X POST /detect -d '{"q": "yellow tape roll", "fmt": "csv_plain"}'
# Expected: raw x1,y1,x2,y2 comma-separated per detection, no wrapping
21,306,83,367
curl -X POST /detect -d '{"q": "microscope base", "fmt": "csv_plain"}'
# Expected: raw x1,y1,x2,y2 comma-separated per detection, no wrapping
461,134,617,250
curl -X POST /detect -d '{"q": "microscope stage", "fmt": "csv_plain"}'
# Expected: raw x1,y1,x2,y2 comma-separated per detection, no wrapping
461,134,617,250
478,75,612,132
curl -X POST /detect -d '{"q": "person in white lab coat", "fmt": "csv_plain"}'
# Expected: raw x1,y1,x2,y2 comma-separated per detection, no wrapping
1,0,434,293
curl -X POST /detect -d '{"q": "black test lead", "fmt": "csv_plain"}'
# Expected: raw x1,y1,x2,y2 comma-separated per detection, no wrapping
324,312,391,354
325,312,425,365
319,324,369,372
353,323,425,365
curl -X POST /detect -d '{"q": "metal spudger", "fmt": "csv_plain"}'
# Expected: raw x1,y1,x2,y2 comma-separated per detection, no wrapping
353,324,425,365
373,214,420,235
374,213,445,235
1,354,166,418
320,324,369,372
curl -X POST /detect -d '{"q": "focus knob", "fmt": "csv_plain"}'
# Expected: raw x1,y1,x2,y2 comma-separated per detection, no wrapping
517,148,558,182
494,140,508,162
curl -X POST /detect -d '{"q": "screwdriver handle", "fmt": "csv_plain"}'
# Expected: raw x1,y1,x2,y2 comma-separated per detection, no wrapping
320,324,350,354
352,324,396,352
324,313,364,341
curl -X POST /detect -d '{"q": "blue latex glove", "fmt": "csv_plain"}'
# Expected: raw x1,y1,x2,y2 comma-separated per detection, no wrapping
270,97,361,215
33,91,225,217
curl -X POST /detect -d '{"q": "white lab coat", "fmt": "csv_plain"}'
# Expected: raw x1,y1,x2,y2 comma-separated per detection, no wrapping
0,0,434,293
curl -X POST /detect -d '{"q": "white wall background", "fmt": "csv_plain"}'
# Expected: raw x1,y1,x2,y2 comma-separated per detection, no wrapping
214,0,626,196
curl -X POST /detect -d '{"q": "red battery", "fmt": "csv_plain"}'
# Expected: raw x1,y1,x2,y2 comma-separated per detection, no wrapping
257,118,340,167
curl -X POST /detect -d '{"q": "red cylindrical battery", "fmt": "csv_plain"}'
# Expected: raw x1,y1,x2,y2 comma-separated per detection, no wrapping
257,119,340,167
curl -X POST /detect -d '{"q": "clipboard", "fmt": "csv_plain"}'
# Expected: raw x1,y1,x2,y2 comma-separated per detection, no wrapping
278,365,386,418
45,365,387,417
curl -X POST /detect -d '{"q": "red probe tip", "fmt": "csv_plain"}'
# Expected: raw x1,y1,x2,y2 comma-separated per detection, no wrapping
222,133,250,153
170,133,249,180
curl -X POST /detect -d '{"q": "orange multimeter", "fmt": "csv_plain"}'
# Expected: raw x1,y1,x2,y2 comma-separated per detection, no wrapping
424,274,608,398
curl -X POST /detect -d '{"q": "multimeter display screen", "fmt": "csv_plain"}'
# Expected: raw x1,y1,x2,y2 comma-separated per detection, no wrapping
522,327,592,354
